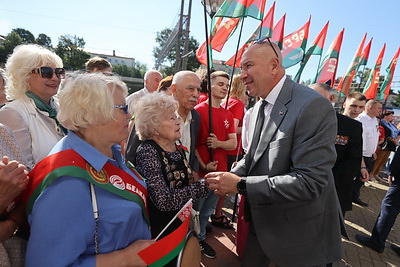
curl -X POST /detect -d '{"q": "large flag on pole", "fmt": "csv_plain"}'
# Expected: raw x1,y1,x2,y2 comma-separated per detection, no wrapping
312,28,345,86
211,18,241,52
336,33,367,96
214,0,266,20
138,199,193,267
196,17,224,66
363,43,386,99
293,21,329,82
270,13,286,49
281,16,311,69
379,46,400,100
359,37,373,67
224,2,275,67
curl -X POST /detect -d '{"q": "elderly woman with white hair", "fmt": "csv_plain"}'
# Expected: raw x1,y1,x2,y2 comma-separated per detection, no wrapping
0,44,66,168
24,74,153,266
135,92,208,241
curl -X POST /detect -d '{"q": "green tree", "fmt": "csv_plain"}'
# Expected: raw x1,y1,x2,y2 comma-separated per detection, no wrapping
153,28,199,76
36,33,52,48
392,92,400,107
112,61,147,78
0,32,23,64
12,28,35,44
55,35,90,70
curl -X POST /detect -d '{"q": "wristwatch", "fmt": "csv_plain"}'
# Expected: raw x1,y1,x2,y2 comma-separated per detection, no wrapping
237,178,247,195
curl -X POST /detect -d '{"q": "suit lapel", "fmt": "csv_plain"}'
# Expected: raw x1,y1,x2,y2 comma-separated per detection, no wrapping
248,78,294,173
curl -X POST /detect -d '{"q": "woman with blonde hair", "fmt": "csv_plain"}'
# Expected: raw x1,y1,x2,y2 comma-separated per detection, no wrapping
0,44,66,167
24,73,153,266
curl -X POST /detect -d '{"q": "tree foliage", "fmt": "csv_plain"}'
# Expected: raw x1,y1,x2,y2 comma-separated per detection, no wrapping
153,28,199,76
112,60,147,78
0,32,23,64
11,28,35,44
36,34,52,48
392,93,400,107
55,35,90,70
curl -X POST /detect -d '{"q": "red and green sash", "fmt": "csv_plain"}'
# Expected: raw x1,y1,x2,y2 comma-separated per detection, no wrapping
22,149,149,225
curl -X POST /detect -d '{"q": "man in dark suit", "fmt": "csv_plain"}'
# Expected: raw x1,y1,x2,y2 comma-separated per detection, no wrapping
206,39,343,266
310,83,363,216
125,71,201,176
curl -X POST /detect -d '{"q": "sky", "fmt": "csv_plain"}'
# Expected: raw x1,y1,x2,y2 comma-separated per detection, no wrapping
0,0,399,90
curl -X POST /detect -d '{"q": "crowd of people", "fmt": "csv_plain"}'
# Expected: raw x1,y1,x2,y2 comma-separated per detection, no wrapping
1,40,400,266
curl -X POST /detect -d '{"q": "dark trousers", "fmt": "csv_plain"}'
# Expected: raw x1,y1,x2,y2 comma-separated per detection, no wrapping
370,183,400,250
353,156,374,201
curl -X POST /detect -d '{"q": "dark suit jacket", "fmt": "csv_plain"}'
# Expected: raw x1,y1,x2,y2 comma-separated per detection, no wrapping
333,113,362,212
125,110,200,172
232,78,343,266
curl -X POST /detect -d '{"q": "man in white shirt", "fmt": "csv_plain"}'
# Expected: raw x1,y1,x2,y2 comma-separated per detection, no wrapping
126,70,162,115
353,100,382,207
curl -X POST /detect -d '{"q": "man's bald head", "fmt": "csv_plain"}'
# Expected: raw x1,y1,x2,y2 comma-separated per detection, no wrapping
310,83,335,103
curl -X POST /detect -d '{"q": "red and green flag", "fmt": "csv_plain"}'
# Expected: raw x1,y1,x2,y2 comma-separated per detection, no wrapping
212,18,241,52
225,1,275,67
138,199,193,267
363,43,386,99
312,28,345,86
214,0,266,20
281,16,311,69
359,37,373,67
379,46,400,100
336,33,367,96
196,17,224,67
294,21,329,82
270,13,286,49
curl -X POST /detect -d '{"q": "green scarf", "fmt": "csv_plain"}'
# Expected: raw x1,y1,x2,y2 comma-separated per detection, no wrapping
26,91,68,134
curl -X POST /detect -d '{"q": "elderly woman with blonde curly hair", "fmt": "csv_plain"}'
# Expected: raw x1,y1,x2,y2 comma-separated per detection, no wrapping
24,73,153,266
135,92,208,240
0,44,66,168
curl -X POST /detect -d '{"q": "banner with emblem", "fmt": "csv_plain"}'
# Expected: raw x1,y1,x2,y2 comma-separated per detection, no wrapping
22,149,149,224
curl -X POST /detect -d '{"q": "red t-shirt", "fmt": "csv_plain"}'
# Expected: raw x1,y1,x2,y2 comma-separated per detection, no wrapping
195,102,236,177
223,97,245,156
197,93,208,105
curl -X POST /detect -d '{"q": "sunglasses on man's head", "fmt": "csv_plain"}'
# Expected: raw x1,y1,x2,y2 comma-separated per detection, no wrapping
32,67,66,79
253,37,279,58
114,104,129,114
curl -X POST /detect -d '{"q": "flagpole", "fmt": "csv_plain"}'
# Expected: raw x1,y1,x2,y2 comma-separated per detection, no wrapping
202,0,214,161
225,19,245,109
315,54,323,82
155,199,193,240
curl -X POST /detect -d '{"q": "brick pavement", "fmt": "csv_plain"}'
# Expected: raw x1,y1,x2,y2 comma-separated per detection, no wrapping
200,179,400,267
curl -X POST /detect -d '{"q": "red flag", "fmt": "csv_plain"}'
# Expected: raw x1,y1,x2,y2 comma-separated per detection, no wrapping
313,28,345,86
294,21,329,82
336,33,367,96
212,18,241,52
363,43,386,99
270,13,286,49
281,16,311,68
224,2,276,67
196,17,225,66
359,37,373,66
138,199,193,266
380,46,400,100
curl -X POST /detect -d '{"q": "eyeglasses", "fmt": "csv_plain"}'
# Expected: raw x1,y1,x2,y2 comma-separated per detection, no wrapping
114,104,129,114
32,67,66,79
253,37,279,58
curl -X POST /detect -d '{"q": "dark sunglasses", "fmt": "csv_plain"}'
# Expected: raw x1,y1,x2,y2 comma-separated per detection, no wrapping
253,37,279,58
32,67,66,79
114,104,129,114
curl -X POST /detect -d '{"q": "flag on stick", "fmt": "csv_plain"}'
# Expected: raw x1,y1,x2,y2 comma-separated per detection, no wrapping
270,13,285,49
312,28,345,86
138,199,193,267
379,46,400,100
363,43,385,99
336,33,367,96
294,21,329,82
214,0,266,20
281,16,311,69
359,37,373,67
225,2,275,67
